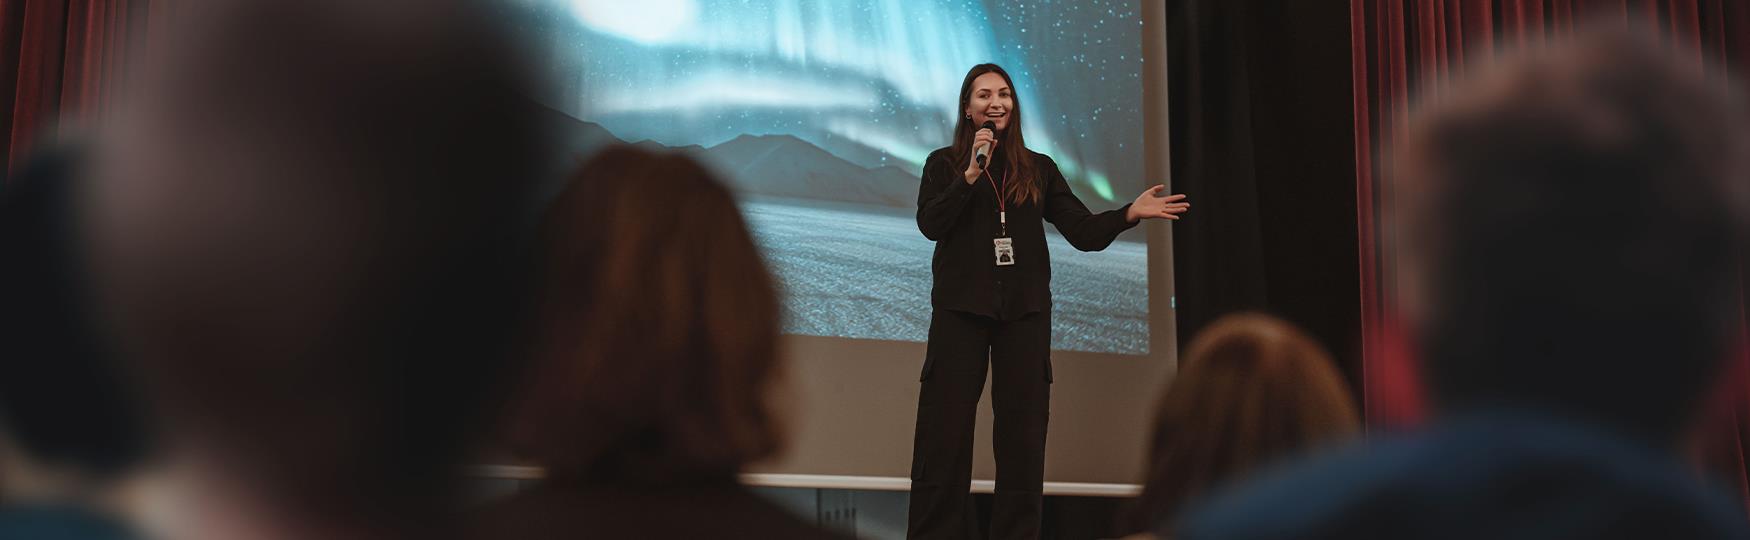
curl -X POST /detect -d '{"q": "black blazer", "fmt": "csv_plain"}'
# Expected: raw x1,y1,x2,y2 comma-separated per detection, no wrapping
916,146,1136,321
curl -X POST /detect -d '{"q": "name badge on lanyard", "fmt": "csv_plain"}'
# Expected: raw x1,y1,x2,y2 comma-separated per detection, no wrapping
994,236,1015,266
988,169,1015,266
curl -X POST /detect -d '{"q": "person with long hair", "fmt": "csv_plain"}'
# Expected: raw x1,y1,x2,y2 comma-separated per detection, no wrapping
481,146,845,540
908,63,1190,539
1120,313,1359,537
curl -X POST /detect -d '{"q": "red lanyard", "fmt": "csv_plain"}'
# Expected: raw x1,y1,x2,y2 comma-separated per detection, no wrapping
983,167,1010,236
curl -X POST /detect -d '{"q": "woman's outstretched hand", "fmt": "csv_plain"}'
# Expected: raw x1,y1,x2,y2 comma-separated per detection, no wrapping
1126,185,1189,223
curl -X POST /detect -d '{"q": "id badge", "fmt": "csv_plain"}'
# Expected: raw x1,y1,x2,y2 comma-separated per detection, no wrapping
994,237,1016,266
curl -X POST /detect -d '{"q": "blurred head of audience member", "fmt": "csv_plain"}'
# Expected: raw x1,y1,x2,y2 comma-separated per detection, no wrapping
505,145,784,483
1176,23,1750,540
1393,24,1750,445
80,0,552,538
481,146,842,539
0,145,148,540
1122,313,1358,536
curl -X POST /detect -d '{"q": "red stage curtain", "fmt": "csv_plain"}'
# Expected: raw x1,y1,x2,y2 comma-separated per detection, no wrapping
1352,0,1750,513
0,0,159,175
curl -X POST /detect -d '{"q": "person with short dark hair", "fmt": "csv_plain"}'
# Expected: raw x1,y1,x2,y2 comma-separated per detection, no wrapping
1176,24,1750,540
477,146,846,540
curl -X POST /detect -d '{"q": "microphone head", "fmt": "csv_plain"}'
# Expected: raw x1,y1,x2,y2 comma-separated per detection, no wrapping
976,120,996,167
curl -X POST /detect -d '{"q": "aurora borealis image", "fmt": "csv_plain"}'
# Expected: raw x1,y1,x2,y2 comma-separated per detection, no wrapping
513,0,1149,354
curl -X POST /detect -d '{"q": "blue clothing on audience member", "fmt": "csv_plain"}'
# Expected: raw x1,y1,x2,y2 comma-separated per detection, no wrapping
0,505,135,540
1176,410,1750,540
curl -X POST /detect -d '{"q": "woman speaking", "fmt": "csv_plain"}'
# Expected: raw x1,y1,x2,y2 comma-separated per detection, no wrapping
908,63,1188,539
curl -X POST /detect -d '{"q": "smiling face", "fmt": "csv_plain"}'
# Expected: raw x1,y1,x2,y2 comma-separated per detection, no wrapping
963,71,1014,132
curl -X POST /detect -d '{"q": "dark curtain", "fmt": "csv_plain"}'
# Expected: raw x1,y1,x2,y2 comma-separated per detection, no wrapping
1352,0,1750,512
1169,1,1362,390
0,0,155,175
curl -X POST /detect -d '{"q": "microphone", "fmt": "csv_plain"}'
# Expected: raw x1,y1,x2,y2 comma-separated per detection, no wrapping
975,120,996,167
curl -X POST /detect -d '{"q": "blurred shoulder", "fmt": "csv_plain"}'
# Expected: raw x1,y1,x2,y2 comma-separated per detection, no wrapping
0,506,137,540
1173,436,1404,539
1176,418,1750,540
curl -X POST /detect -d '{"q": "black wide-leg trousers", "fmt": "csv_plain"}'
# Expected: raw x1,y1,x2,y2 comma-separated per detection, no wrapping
907,308,1052,540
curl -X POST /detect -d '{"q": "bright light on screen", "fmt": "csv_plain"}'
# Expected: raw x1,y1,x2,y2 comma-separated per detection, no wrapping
518,0,1147,354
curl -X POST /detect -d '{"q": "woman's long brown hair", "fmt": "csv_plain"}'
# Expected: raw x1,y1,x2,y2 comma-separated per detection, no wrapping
1123,313,1360,533
950,63,1041,206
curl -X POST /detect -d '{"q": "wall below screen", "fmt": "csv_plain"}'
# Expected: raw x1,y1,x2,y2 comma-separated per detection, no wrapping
747,318,1175,487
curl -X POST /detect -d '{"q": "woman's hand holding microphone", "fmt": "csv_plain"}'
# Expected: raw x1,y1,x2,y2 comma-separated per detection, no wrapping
963,122,997,184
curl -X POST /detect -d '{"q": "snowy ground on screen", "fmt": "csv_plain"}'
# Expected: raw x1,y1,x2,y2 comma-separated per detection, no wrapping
742,199,1148,355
